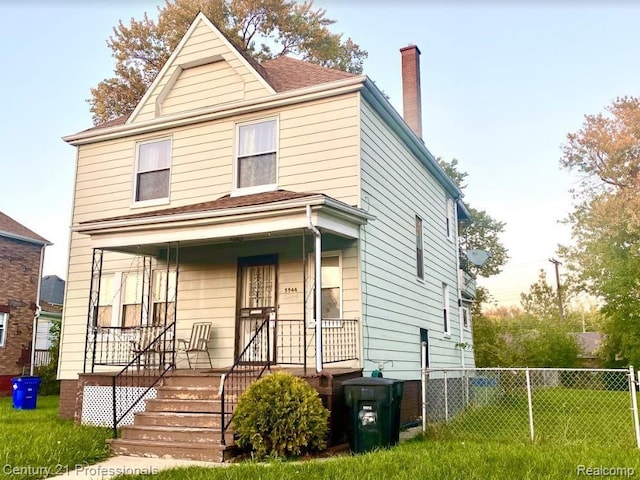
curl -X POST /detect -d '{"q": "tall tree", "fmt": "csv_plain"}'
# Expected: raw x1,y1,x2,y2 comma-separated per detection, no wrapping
90,0,368,124
560,96,640,366
520,269,563,320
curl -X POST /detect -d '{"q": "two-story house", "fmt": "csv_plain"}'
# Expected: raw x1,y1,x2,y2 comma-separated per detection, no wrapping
59,13,475,460
0,212,50,394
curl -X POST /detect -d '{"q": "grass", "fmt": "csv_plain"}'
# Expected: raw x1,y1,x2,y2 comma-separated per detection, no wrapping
111,439,640,480
0,395,112,480
430,387,636,447
110,386,640,479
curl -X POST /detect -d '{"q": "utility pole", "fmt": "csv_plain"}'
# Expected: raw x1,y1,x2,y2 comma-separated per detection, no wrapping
549,258,565,321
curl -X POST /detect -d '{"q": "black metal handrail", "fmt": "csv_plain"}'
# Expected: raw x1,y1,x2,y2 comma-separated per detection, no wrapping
219,313,271,445
111,321,176,438
277,318,359,365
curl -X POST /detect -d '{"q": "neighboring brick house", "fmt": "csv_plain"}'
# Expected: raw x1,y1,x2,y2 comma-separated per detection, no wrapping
0,212,50,394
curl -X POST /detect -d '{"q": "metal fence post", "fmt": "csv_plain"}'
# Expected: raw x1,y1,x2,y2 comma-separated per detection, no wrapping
525,367,535,442
444,371,449,422
629,366,640,449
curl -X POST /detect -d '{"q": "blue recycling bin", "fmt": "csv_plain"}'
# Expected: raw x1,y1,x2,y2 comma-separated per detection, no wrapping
12,376,41,410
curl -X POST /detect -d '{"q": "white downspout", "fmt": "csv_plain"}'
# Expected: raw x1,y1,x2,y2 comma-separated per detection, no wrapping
30,245,46,376
306,205,323,373
454,201,465,369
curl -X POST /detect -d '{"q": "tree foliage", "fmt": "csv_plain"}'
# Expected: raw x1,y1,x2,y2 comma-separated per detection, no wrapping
90,0,368,124
520,269,564,320
559,96,640,367
474,309,580,368
438,158,508,316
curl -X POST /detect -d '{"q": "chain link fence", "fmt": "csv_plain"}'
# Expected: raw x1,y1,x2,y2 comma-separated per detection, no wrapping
422,367,640,448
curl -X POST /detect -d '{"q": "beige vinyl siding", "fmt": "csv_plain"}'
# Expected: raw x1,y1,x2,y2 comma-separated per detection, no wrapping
132,19,270,124
59,233,361,378
71,94,360,224
161,62,245,116
359,98,461,379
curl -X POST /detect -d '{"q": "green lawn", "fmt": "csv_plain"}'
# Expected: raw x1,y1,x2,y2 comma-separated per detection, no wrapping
2,389,639,480
111,439,640,480
0,396,112,480
430,387,636,447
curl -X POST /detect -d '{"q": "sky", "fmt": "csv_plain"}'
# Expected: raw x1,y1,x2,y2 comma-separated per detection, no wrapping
1,1,639,307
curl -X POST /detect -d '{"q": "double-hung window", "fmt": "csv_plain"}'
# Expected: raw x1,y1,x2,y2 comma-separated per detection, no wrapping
446,199,455,241
0,312,6,347
416,216,424,279
321,255,342,320
442,283,450,335
235,119,277,194
152,270,177,325
134,138,172,203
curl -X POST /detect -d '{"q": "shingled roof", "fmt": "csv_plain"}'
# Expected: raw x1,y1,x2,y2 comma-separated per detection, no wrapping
261,56,355,91
0,211,50,245
81,190,323,224
82,53,357,134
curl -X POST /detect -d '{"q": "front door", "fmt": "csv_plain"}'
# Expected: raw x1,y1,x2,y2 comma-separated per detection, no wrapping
236,255,277,362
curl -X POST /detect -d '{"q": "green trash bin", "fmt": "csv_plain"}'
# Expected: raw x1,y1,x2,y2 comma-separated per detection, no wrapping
343,377,404,453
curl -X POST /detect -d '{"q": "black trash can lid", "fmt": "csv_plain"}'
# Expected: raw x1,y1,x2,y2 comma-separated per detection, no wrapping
342,377,403,386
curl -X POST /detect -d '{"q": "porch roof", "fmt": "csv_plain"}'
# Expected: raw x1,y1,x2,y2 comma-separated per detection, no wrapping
73,190,373,253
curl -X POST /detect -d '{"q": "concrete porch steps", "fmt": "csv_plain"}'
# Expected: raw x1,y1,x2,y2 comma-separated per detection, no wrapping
109,372,237,463
107,439,227,463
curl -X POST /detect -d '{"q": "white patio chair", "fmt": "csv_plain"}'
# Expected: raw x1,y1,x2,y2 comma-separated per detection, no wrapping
177,322,213,369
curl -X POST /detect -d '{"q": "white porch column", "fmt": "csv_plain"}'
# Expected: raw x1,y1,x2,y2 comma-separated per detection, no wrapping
306,205,323,373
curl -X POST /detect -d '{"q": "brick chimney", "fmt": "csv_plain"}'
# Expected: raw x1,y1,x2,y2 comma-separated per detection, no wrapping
400,45,423,139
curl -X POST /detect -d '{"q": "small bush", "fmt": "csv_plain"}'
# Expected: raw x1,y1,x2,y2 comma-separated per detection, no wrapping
232,372,329,459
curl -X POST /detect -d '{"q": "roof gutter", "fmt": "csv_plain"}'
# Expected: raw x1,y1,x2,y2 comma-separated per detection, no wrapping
360,78,464,201
0,230,51,247
63,76,367,146
73,195,374,234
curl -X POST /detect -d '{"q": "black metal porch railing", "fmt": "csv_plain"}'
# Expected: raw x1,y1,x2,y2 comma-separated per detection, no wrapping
219,312,271,445
277,318,358,366
111,321,176,438
90,326,169,367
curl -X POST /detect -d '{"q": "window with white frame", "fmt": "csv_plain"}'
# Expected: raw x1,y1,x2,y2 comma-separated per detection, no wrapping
321,255,342,319
416,216,424,279
446,198,455,241
134,138,172,203
442,283,450,334
462,305,471,331
235,118,277,194
0,312,6,347
96,274,115,327
152,270,177,325
121,273,144,327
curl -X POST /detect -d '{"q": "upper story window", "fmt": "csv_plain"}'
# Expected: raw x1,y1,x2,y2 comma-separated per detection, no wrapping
235,118,277,195
416,216,424,280
446,198,455,241
135,138,172,203
0,311,6,347
442,283,450,335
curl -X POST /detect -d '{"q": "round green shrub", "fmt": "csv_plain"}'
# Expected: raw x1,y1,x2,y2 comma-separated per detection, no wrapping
232,372,329,458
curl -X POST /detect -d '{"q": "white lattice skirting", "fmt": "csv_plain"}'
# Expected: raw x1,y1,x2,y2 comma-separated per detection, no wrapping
81,386,157,427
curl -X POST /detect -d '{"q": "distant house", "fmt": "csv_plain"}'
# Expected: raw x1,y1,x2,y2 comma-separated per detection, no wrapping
41,275,66,306
0,212,50,394
59,13,477,460
571,332,605,368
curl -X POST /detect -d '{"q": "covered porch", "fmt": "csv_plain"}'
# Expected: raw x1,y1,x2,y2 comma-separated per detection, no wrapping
76,191,372,377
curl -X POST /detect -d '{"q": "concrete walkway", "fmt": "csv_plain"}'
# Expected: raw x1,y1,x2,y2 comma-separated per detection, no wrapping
47,427,423,479
47,456,225,479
